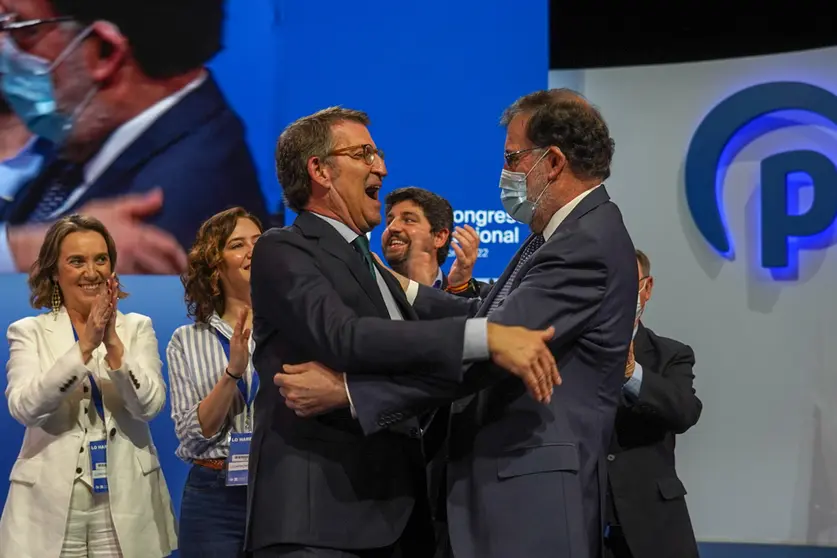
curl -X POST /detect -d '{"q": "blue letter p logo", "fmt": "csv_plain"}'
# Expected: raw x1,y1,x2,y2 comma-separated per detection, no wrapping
685,82,837,273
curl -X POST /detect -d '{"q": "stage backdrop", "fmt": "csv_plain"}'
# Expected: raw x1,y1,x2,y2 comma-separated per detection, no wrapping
550,46,837,556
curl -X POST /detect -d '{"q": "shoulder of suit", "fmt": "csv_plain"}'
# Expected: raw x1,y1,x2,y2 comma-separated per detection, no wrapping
642,325,692,354
8,314,43,334
117,311,153,329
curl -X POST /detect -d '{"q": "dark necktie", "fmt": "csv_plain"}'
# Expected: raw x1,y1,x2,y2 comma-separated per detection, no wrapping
351,235,377,276
487,234,545,316
27,161,85,223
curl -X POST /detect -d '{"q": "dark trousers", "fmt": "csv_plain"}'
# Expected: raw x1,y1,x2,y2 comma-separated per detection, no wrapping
179,463,248,558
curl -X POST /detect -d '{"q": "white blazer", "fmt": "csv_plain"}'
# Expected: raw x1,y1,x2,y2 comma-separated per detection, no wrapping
0,308,178,558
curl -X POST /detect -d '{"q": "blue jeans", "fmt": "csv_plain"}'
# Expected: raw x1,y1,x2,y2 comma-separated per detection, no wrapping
179,463,248,558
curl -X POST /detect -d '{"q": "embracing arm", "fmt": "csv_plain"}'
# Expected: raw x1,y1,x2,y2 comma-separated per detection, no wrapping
252,231,469,381
348,228,610,434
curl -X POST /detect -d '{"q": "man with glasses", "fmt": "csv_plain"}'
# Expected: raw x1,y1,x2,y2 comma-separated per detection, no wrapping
0,0,268,275
247,106,559,558
273,89,639,558
603,249,702,558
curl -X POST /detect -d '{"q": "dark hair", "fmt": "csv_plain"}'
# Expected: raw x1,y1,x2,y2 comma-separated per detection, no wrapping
29,214,127,310
275,106,371,212
49,0,224,79
385,187,453,267
182,207,263,324
501,88,615,181
636,249,651,277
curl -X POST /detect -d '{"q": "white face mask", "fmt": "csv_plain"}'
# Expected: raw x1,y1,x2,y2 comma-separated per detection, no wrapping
632,281,647,339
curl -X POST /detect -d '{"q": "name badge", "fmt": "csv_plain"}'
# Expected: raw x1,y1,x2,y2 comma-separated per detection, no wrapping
226,432,251,487
89,440,108,493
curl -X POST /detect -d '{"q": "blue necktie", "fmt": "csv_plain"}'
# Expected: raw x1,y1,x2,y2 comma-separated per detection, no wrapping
27,161,85,223
487,234,545,315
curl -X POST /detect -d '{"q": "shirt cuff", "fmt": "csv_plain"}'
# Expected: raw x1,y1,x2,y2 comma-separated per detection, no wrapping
405,280,419,305
462,318,489,362
0,224,19,273
623,362,643,401
344,373,357,419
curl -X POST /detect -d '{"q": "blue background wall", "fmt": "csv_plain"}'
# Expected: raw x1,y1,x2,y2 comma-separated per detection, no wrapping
0,0,833,555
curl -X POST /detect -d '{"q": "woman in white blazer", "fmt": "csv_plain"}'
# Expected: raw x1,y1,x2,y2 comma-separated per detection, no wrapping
0,215,178,558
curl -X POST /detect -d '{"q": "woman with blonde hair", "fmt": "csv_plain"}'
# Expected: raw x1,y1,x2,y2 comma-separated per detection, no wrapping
0,214,177,558
167,206,263,557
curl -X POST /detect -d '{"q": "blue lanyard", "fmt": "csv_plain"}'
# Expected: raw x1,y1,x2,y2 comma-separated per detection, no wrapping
70,327,105,420
214,331,259,414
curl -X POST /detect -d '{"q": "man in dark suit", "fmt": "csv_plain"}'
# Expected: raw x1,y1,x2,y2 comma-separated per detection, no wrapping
381,186,490,297
277,89,639,558
604,249,702,558
248,106,559,558
0,0,268,274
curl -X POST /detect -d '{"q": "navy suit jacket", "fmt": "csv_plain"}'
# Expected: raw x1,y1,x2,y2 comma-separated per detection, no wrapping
607,323,702,558
2,74,270,250
247,211,471,553
348,186,638,558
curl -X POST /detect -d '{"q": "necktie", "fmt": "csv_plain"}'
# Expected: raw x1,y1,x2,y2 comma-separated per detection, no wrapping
351,235,377,276
27,161,85,223
487,234,545,316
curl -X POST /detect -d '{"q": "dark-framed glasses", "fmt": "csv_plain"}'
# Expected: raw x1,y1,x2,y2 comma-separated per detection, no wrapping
504,146,545,168
329,144,385,166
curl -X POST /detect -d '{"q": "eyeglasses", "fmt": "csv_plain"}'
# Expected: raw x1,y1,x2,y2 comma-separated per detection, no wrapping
329,144,385,166
504,146,545,168
0,12,74,50
0,13,73,32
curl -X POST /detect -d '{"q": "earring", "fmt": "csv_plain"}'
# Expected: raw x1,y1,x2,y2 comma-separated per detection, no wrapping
51,284,61,314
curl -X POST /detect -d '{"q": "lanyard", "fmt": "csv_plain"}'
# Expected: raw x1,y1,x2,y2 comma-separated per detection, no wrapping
70,327,105,420
214,330,259,425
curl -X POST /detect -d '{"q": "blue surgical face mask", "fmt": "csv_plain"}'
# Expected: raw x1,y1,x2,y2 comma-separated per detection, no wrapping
499,149,551,225
0,27,94,144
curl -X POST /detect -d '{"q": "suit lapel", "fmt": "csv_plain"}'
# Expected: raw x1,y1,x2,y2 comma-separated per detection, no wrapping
475,234,531,318
633,323,656,368
71,74,228,208
295,212,390,318
376,260,418,320
43,307,75,364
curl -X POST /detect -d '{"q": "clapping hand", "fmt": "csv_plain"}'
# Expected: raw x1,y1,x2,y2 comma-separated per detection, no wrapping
447,225,480,288
79,277,114,357
227,308,251,379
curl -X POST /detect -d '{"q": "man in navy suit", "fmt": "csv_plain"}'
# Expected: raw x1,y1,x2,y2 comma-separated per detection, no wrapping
248,106,558,558
0,0,268,274
277,89,638,558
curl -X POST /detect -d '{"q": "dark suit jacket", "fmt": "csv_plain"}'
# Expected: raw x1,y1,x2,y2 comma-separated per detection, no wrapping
607,323,702,558
347,186,638,558
246,211,471,552
3,74,270,250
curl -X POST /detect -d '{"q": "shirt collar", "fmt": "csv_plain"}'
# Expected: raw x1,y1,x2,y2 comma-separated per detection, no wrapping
432,267,444,289
82,72,208,185
311,212,364,243
541,184,601,241
207,312,233,338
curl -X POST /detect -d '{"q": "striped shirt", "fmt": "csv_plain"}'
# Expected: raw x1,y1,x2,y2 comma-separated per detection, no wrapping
167,312,257,462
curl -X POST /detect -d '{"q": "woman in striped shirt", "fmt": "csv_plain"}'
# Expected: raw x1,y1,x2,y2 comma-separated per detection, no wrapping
166,207,263,558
